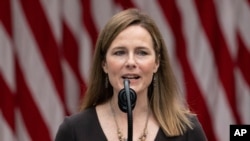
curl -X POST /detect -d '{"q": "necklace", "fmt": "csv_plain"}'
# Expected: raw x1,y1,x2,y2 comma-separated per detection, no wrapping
109,100,150,141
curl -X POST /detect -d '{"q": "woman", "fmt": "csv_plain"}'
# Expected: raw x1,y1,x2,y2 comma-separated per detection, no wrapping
55,8,207,141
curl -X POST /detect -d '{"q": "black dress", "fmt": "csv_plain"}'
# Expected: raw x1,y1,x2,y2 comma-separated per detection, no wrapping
55,107,207,141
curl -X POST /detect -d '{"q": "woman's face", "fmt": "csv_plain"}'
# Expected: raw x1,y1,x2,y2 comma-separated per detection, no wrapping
103,25,159,96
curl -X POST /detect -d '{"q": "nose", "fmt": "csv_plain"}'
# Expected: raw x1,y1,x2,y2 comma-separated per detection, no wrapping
125,53,136,69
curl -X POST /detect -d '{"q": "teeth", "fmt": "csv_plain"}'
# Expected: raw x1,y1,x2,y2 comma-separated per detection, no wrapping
126,77,136,79
122,75,140,79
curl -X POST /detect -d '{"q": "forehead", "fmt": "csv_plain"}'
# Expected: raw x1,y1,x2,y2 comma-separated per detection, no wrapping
117,25,150,37
109,25,153,47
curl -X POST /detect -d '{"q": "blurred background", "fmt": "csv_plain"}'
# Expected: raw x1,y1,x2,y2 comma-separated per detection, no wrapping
0,0,249,141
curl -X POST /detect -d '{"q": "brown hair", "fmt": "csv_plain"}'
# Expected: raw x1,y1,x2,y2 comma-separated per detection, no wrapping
80,8,194,136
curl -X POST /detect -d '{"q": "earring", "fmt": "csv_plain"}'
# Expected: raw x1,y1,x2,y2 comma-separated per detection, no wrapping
105,75,109,88
153,73,157,87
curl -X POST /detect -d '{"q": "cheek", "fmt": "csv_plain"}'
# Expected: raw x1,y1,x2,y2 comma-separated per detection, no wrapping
105,58,123,74
105,59,125,89
137,60,158,74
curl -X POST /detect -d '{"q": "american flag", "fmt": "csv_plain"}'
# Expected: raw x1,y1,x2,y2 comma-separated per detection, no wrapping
0,0,249,141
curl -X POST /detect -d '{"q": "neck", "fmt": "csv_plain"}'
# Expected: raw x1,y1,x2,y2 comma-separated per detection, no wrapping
109,98,150,141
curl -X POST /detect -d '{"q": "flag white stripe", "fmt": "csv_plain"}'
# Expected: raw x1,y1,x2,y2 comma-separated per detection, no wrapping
62,0,82,38
235,69,250,123
177,1,234,141
79,27,92,81
92,0,116,31
237,0,250,49
0,9,16,141
214,0,238,58
0,113,16,141
13,0,64,138
1,1,249,141
15,110,31,141
62,61,80,113
0,24,15,91
235,0,250,124
62,0,82,114
40,0,62,44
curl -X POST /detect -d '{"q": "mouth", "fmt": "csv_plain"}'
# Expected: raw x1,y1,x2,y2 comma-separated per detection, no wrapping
122,74,140,80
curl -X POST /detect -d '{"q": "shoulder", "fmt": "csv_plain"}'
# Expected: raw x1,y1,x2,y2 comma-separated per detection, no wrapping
185,115,208,141
55,107,102,141
59,107,97,130
65,107,96,126
155,115,207,141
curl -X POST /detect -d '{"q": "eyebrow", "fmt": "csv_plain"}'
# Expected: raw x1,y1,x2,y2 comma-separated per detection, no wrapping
111,46,126,50
111,46,150,50
135,46,151,50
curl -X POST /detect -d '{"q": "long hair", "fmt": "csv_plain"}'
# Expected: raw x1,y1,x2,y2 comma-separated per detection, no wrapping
80,8,194,136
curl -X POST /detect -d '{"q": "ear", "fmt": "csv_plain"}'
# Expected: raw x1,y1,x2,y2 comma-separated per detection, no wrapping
153,55,160,73
102,61,108,73
153,62,159,73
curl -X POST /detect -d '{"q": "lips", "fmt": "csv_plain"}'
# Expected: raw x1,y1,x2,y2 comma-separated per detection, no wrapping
122,74,140,80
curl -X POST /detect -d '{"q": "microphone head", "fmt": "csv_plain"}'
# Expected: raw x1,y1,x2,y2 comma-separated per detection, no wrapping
118,87,137,113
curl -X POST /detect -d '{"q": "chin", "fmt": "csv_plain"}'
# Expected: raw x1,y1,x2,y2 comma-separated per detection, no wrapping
129,86,139,93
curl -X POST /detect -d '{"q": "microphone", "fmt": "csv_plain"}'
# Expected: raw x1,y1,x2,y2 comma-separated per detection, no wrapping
118,79,137,112
118,79,137,141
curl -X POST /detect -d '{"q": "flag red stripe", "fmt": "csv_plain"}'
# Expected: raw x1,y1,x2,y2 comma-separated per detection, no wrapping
81,0,98,50
114,0,135,9
62,23,86,98
16,61,51,141
0,75,15,131
157,1,217,140
1,2,249,141
0,0,12,36
194,0,242,124
0,0,15,133
236,33,250,87
19,0,67,113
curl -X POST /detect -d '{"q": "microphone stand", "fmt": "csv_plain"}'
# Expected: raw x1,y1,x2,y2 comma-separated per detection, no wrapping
118,79,137,141
124,79,133,141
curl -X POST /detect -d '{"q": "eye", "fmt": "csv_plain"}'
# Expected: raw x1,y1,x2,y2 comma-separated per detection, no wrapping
136,50,148,56
114,50,126,56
